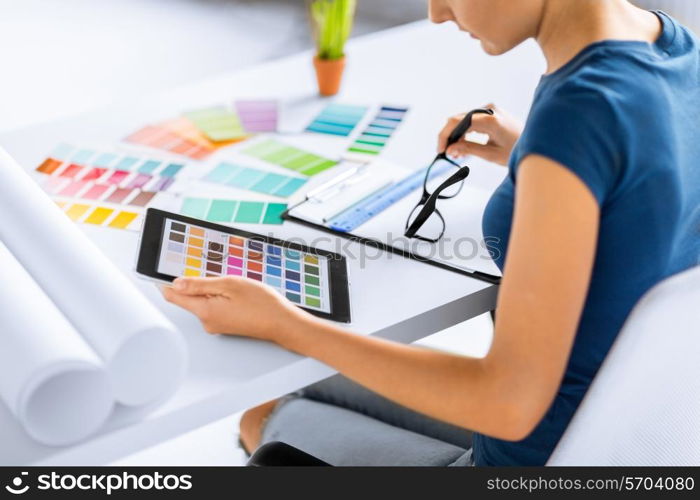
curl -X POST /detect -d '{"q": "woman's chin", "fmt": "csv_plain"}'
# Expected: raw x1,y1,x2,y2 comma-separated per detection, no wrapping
480,40,510,56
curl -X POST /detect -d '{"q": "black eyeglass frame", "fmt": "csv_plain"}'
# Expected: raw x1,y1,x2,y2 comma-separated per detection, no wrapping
404,108,494,243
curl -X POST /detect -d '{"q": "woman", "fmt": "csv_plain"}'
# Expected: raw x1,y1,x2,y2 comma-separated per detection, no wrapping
163,0,700,466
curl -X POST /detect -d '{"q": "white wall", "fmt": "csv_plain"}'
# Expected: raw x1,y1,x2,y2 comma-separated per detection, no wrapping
634,0,699,31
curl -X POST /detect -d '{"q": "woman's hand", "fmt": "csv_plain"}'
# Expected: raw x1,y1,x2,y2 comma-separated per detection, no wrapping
437,104,524,166
162,276,308,342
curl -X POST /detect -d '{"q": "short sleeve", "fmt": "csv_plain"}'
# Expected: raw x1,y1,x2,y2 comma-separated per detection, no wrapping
514,86,622,205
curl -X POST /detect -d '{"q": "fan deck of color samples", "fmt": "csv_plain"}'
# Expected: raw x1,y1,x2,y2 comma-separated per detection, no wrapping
202,162,307,197
306,104,368,136
180,197,287,225
184,107,247,142
124,121,218,160
347,106,409,156
157,219,329,310
36,145,184,207
235,100,278,132
242,139,338,176
54,200,142,231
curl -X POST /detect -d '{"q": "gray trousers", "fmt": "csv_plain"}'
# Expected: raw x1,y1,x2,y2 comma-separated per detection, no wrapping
261,375,474,466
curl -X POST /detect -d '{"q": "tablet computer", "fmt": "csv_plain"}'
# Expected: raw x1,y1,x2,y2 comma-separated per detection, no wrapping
136,208,351,323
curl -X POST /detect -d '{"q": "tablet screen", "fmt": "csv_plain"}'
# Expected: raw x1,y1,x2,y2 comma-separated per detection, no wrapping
157,218,332,314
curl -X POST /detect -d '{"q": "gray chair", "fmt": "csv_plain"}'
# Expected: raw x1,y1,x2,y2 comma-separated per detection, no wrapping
549,266,700,465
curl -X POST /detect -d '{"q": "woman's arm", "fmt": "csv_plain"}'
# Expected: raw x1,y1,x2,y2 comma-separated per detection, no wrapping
164,154,599,441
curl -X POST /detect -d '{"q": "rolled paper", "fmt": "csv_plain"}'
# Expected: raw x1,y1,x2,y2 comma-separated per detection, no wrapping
0,146,187,409
0,244,114,446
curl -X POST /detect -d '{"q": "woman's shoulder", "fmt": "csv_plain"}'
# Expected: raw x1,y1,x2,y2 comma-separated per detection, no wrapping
541,49,668,119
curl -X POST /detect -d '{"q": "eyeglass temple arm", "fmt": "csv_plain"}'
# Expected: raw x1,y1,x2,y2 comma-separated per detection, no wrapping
442,108,495,153
405,167,471,238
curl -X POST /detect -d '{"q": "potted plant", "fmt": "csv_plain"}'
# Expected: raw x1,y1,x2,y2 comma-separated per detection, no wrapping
309,0,357,96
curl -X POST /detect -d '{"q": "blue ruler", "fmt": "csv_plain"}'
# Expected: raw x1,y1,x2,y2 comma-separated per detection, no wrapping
327,162,453,232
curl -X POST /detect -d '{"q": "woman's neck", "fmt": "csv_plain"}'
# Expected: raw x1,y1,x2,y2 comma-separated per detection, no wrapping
536,0,662,75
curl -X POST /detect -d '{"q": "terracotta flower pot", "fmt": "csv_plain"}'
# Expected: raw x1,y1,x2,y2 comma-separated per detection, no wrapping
313,55,346,96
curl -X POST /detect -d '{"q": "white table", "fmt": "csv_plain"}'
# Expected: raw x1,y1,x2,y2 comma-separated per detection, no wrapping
0,20,544,465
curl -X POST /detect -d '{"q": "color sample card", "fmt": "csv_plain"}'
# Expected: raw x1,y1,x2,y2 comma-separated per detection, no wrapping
235,100,278,132
180,197,287,225
157,218,330,311
43,177,158,208
124,120,216,160
184,107,247,142
202,162,307,197
36,145,183,207
347,106,409,156
54,200,142,231
306,103,368,136
242,139,338,177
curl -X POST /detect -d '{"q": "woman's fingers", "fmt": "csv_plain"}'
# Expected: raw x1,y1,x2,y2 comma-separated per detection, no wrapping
162,286,208,314
437,114,465,152
447,142,501,163
173,276,233,296
437,110,499,152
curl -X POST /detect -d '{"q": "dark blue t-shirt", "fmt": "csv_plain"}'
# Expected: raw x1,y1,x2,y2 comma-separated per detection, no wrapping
476,11,700,466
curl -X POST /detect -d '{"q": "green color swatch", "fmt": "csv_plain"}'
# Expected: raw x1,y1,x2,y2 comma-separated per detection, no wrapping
185,107,246,142
180,197,287,225
203,162,308,197
242,139,338,177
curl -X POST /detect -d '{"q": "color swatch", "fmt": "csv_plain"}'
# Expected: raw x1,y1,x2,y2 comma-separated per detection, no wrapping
235,100,278,132
347,106,409,156
306,103,368,136
54,200,142,231
157,218,330,311
242,139,338,177
125,122,214,160
202,162,307,197
180,197,287,225
44,178,158,208
184,107,246,142
36,145,183,208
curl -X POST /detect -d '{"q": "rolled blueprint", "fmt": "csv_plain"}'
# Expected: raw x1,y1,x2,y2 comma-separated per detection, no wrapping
0,146,187,408
0,244,114,445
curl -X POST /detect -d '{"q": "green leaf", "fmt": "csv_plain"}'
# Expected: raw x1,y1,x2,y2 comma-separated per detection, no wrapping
309,0,356,60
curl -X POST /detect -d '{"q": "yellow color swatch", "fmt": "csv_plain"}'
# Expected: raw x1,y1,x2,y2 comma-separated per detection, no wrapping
65,204,90,221
55,201,67,209
109,211,139,230
84,207,114,225
188,236,204,248
186,257,201,268
187,246,203,258
184,268,201,277
304,255,319,265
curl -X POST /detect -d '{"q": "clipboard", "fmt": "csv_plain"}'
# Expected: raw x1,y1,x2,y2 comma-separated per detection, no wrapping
282,158,505,285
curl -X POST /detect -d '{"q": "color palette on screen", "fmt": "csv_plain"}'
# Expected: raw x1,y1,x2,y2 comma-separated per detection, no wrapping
235,100,278,132
347,106,409,156
242,139,338,177
184,107,247,142
202,162,307,197
180,197,287,225
157,219,330,311
35,145,183,207
306,104,368,136
54,200,142,231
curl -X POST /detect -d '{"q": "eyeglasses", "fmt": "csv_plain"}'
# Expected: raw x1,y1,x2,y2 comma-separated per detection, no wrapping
404,108,494,243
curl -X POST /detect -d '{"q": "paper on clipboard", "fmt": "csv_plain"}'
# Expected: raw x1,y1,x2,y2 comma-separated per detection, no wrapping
285,157,506,280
